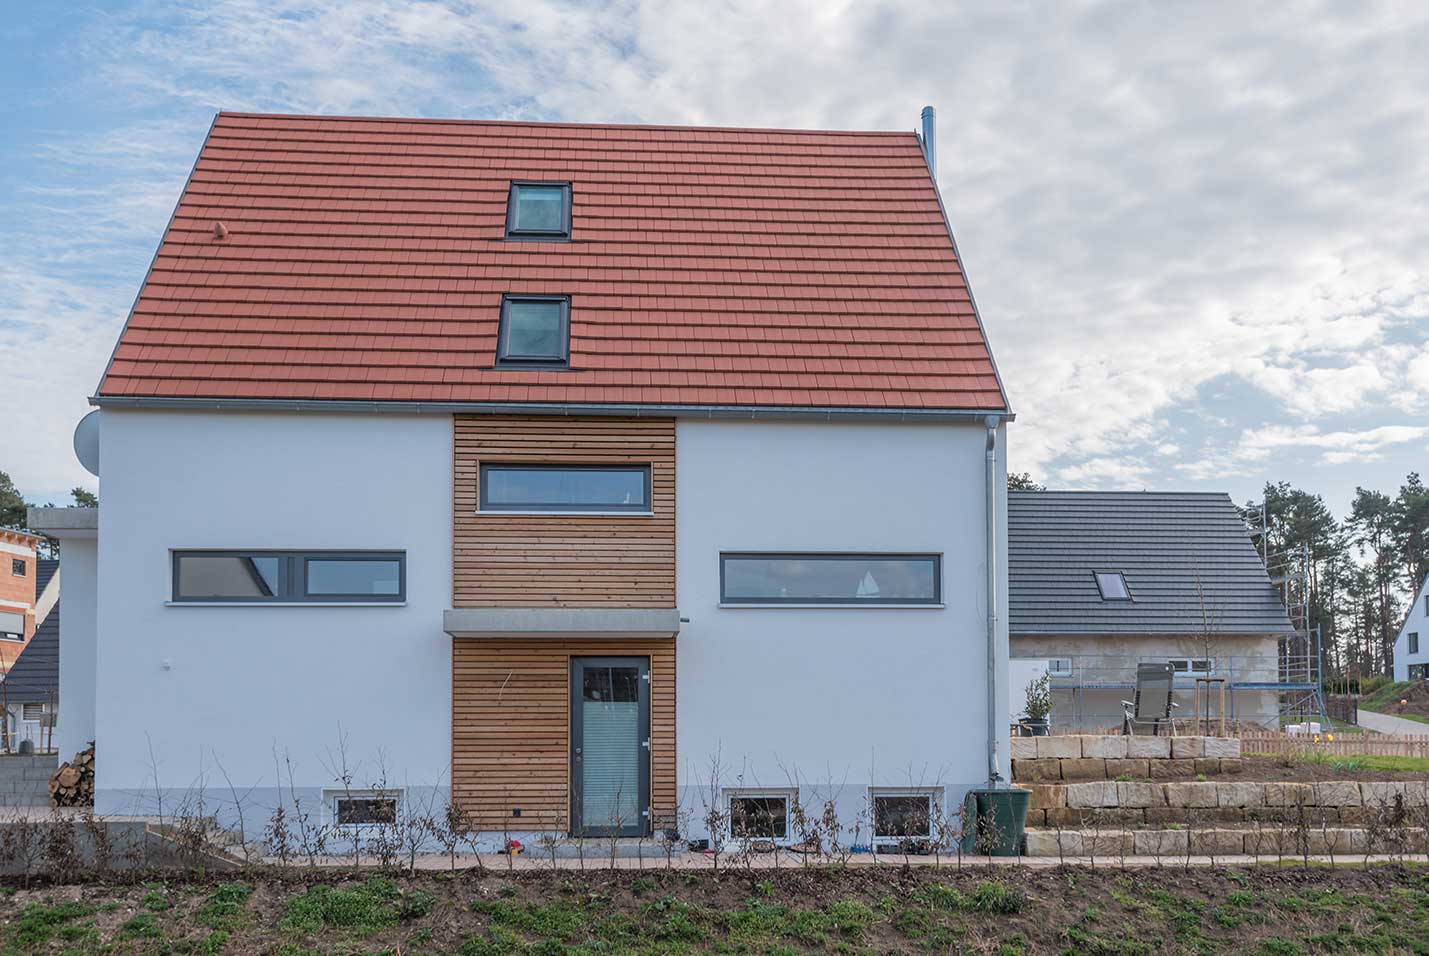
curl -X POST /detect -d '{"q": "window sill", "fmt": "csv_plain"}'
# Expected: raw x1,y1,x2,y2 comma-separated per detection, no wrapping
717,603,945,610
164,601,407,608
475,511,655,518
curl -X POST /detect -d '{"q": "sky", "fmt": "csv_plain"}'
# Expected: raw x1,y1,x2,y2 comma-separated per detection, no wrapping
2,0,1426,517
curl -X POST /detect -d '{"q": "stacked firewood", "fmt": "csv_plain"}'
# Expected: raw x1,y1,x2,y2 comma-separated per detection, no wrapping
49,745,95,807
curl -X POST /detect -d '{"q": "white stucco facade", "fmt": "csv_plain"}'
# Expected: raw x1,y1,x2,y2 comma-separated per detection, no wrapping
94,409,453,815
674,419,1009,837
1393,574,1429,682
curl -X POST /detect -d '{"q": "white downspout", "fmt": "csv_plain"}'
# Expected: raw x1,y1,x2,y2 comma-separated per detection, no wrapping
985,416,1004,787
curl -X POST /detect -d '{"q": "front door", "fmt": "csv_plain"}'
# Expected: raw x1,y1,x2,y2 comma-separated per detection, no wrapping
571,656,650,836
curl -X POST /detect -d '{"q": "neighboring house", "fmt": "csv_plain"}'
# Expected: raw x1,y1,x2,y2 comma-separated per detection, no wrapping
60,109,1012,846
1392,573,1429,682
0,528,46,649
1009,491,1295,731
2,560,60,751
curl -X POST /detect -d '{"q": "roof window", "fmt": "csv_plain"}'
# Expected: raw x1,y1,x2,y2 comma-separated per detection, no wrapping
506,182,571,239
1093,571,1131,601
497,295,570,367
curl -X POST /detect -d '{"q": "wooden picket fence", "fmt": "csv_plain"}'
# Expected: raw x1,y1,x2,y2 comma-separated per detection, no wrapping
1240,732,1429,759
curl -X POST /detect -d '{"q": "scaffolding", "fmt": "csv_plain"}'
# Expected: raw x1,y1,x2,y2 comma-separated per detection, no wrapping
1248,503,1330,727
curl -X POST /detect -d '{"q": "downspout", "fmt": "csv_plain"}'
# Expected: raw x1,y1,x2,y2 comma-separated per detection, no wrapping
985,416,1004,787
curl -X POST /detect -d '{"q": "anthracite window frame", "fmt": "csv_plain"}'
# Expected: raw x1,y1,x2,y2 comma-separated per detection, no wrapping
505,181,572,240
719,552,943,606
496,294,571,368
1411,632,1420,655
171,550,406,603
479,463,652,514
728,793,791,840
10,559,24,577
1093,570,1132,601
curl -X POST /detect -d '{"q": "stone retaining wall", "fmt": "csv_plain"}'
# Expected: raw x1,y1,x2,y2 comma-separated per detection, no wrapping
1020,778,1429,828
1011,735,1241,782
1024,826,1428,857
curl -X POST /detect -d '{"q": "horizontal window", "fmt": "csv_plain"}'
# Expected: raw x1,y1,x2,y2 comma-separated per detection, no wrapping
21,703,47,722
720,553,941,605
873,791,935,840
171,551,405,603
332,791,399,826
480,464,651,513
728,793,790,839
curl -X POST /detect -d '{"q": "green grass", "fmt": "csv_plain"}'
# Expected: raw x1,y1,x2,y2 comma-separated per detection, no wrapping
1293,753,1429,773
1359,680,1418,712
282,876,434,937
5,901,94,950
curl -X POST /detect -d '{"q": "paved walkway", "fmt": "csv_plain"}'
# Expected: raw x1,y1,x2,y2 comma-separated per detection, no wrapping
1357,707,1429,735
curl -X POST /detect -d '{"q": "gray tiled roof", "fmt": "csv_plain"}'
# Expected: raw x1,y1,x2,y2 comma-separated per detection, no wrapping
1009,491,1295,637
2,595,58,704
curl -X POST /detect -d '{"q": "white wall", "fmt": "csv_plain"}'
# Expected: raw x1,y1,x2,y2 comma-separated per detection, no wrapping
96,410,452,802
675,419,1008,801
56,537,97,760
1393,574,1429,682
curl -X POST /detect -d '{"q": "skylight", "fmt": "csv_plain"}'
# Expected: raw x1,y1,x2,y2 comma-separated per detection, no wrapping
1094,571,1131,601
497,295,570,367
506,182,571,239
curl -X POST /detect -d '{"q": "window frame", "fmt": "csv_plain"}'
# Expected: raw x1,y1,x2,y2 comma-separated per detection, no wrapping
726,790,794,842
1093,570,1132,601
496,294,571,368
1167,657,1214,677
1047,657,1074,678
870,788,940,845
171,550,406,604
326,789,403,829
718,552,943,607
10,558,25,577
505,181,573,240
479,463,652,515
1410,632,1420,655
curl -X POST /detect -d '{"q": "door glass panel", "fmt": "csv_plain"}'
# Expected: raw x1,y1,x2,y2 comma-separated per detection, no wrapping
580,665,640,832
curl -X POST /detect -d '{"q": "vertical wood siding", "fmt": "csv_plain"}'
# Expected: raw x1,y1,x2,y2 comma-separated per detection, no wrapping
452,416,676,607
451,638,677,832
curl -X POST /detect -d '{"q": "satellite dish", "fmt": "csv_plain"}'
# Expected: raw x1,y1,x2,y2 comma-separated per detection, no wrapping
73,410,101,477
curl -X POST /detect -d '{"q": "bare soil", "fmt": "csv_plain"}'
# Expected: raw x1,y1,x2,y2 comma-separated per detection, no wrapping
1,864,1426,954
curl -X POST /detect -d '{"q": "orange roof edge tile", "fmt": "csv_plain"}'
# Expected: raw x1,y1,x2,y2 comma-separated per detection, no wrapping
94,110,1011,418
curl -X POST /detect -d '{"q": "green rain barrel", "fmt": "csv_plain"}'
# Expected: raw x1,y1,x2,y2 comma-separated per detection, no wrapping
961,787,1031,856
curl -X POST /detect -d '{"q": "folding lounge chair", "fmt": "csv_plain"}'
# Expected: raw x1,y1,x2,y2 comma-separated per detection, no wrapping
1121,662,1179,736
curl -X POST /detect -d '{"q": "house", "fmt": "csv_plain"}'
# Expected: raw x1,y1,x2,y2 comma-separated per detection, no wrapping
62,109,1012,846
0,528,46,649
2,559,60,750
1008,491,1295,731
1392,573,1429,681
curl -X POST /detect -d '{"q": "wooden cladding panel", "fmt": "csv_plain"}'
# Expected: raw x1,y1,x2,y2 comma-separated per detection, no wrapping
451,639,677,832
453,416,676,607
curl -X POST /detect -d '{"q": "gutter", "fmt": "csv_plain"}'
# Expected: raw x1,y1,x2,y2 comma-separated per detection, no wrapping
90,394,1014,424
984,416,1004,788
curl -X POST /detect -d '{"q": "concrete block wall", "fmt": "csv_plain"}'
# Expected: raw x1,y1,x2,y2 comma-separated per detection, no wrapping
1011,735,1242,783
0,754,57,808
1025,826,1428,857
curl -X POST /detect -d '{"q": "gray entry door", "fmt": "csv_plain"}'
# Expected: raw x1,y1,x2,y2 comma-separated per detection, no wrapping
571,656,650,837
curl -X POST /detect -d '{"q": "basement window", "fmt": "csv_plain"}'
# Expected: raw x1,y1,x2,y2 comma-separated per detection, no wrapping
720,553,941,606
1047,658,1074,678
480,463,651,513
728,793,791,840
172,551,405,603
506,182,572,239
1168,658,1213,677
1093,571,1131,601
11,559,25,577
330,791,400,827
497,295,570,367
872,790,937,842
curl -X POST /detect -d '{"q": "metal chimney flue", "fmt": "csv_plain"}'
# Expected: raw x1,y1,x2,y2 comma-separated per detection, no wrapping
920,105,936,173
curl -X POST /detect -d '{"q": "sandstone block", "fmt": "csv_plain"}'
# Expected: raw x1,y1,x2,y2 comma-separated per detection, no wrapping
1360,781,1426,808
1311,781,1361,808
1024,829,1082,857
1263,783,1312,807
1037,736,1082,759
1216,782,1265,809
1134,829,1188,855
1066,781,1119,809
1046,807,1094,827
1307,828,1366,855
1106,759,1150,779
1126,736,1172,759
1082,736,1129,759
1150,759,1197,780
1060,757,1108,781
1010,737,1039,760
1194,758,1221,776
1145,806,1192,825
1219,758,1243,774
1116,781,1163,809
1203,737,1241,758
1165,782,1219,809
1171,737,1205,759
1013,758,1061,783
1025,784,1065,811
1190,828,1246,856
1244,828,1305,856
1083,829,1134,857
1025,809,1046,827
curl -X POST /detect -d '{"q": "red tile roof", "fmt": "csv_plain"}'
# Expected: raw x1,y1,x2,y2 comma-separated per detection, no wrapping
97,112,1007,413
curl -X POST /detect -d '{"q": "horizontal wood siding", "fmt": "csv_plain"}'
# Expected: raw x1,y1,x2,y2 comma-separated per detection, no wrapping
452,638,677,831
453,416,676,607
